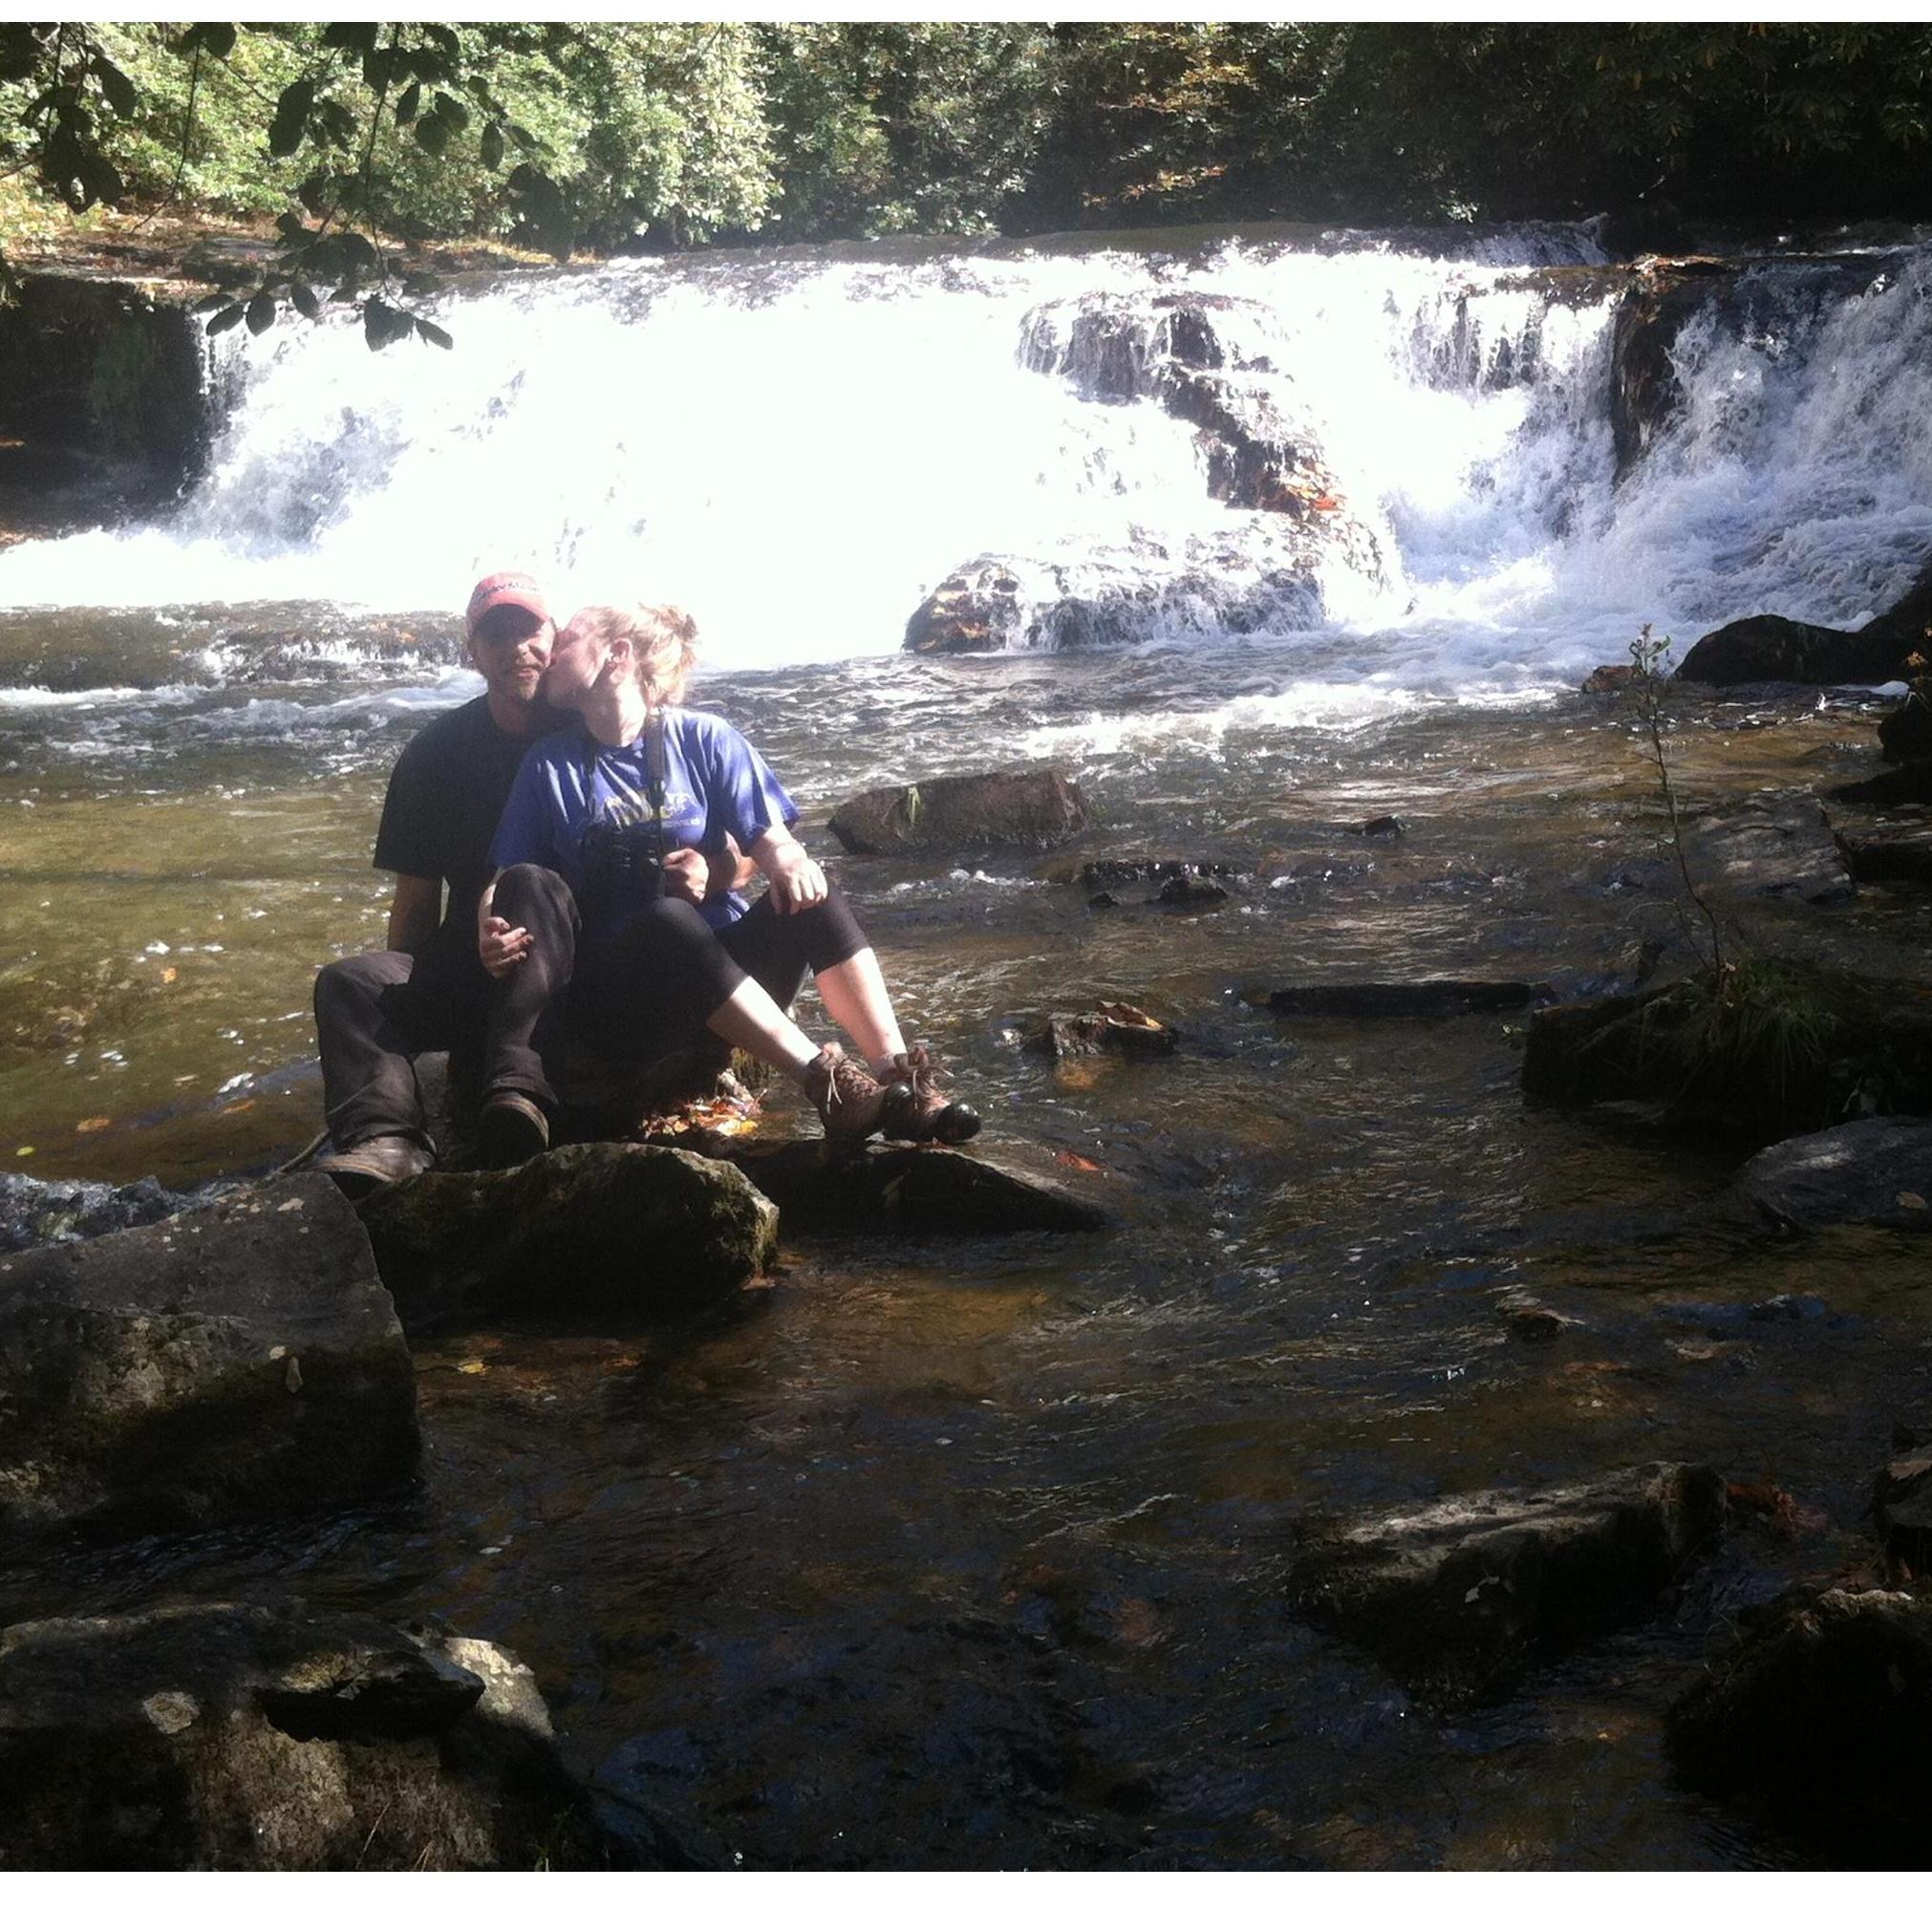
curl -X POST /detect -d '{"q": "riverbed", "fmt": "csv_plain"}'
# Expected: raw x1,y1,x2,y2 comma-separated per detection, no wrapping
3,617,1925,1867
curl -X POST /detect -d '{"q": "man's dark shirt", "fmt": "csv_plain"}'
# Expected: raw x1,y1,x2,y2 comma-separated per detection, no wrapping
373,695,562,961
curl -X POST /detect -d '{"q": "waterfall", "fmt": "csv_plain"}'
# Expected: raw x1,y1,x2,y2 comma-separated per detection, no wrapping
1,225,1927,694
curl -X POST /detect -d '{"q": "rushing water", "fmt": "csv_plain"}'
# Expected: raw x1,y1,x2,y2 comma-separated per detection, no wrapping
2,223,1931,1867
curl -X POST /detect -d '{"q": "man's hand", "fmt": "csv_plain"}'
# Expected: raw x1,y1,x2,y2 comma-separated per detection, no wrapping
762,838,827,914
663,847,709,907
480,913,531,978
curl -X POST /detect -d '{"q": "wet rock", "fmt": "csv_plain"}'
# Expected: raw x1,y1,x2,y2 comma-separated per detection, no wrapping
1086,891,1119,911
1288,1463,1726,1704
727,1142,1111,1235
1725,1116,1932,1234
0,1602,611,1870
1829,757,1932,807
1676,554,1932,686
1685,804,1853,904
0,1175,416,1536
1665,1586,1932,1859
1260,978,1549,1020
0,1169,197,1256
827,768,1088,856
1497,1292,1585,1342
1581,663,1641,695
1608,264,1728,479
1152,872,1228,910
1024,1003,1177,1060
1875,1451,1932,1570
1355,815,1406,838
901,527,1337,655
1522,962,1932,1144
357,1142,777,1332
1833,822,1932,885
1039,855,1238,889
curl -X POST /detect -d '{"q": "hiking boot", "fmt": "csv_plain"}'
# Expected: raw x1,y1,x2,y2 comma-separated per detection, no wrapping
878,1045,981,1146
801,1042,908,1144
314,1133,432,1201
478,1089,550,1169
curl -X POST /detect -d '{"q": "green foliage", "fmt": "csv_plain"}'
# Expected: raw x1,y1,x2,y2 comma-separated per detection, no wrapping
8,23,1932,333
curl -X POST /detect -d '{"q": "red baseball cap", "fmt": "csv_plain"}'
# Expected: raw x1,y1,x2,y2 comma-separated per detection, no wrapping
465,570,550,635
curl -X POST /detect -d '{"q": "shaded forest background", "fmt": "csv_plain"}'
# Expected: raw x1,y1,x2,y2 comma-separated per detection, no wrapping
5,21,1932,338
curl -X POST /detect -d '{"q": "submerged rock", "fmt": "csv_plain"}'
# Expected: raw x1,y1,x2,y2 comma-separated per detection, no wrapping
1726,1116,1932,1234
1039,855,1240,889
0,1175,416,1535
1288,1463,1726,1704
1665,1586,1932,1860
0,1602,612,1870
1685,803,1854,904
357,1142,777,1332
1259,978,1549,1020
1152,872,1228,910
728,1142,1111,1235
827,768,1088,856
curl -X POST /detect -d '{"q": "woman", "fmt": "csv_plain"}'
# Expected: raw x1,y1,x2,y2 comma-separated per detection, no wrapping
473,601,979,1165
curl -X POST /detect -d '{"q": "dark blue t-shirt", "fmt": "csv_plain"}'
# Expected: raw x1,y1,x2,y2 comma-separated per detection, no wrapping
489,709,798,935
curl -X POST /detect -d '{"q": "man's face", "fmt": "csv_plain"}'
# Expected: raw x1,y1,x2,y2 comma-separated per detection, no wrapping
540,612,613,712
467,604,553,705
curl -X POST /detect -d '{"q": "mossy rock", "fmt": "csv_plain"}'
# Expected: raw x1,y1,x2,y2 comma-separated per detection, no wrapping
1522,959,1932,1146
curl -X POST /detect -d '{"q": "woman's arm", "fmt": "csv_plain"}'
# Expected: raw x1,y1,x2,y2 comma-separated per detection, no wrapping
750,826,827,914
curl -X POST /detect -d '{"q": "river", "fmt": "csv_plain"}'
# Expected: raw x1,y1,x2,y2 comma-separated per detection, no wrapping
1,222,1928,1867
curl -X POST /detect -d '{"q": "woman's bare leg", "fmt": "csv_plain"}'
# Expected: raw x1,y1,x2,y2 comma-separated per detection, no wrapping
704,976,819,1073
811,947,907,1076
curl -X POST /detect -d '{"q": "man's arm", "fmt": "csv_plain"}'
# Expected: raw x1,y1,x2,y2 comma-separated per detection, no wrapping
386,874,441,954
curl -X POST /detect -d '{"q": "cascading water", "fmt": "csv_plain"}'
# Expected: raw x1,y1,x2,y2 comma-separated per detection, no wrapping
3,225,1926,702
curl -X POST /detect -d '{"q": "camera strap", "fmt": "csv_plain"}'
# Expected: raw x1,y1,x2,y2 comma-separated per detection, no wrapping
645,704,668,851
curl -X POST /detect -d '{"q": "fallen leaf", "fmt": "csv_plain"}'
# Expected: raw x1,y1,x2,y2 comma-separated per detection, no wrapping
1055,1150,1104,1172
75,1117,111,1133
160,966,177,984
1899,1191,1926,1211
457,1360,487,1376
220,1099,255,1115
14,1146,33,1157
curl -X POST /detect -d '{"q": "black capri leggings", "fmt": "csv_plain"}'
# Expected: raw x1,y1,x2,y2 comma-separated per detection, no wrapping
483,863,870,1101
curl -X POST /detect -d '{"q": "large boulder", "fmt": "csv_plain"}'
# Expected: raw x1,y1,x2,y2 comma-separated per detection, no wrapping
1725,1115,1932,1233
0,1602,616,1870
827,768,1088,857
357,1141,777,1332
0,1175,417,1536
1677,555,1932,686
901,526,1334,655
1288,1463,1726,1705
1522,962,1932,1145
1665,1586,1932,1860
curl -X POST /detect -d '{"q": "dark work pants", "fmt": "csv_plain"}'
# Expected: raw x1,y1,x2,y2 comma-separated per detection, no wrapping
482,863,870,1107
313,934,492,1153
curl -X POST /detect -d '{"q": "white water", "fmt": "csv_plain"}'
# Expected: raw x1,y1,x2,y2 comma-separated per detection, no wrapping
3,227,1929,702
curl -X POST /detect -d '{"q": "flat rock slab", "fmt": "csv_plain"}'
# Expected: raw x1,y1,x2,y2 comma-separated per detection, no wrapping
1834,821,1932,884
1666,1587,1932,1861
0,1602,614,1870
1726,1115,1932,1233
0,1175,416,1535
1830,757,1932,807
729,1142,1112,1235
1259,978,1550,1020
359,1141,778,1333
827,768,1088,857
1287,1462,1726,1704
1685,805,1854,904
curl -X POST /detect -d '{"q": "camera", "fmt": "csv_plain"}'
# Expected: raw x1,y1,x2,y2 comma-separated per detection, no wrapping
581,815,667,921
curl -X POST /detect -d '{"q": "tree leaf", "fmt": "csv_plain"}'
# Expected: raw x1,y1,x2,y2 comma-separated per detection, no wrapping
290,282,322,320
322,23,378,55
480,121,504,170
205,303,247,336
93,56,138,118
268,78,314,159
395,79,421,124
245,290,278,335
274,210,308,241
415,316,454,351
415,111,450,157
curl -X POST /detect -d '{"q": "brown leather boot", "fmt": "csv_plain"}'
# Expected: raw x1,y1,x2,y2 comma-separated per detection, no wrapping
878,1045,982,1145
800,1043,908,1144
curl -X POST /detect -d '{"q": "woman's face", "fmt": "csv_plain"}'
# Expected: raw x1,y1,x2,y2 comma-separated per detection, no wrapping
542,612,616,710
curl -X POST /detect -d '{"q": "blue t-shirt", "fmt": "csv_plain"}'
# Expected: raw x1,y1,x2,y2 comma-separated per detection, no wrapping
489,708,798,935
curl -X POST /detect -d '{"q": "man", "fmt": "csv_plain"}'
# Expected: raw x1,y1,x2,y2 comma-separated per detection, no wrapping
311,570,560,1195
